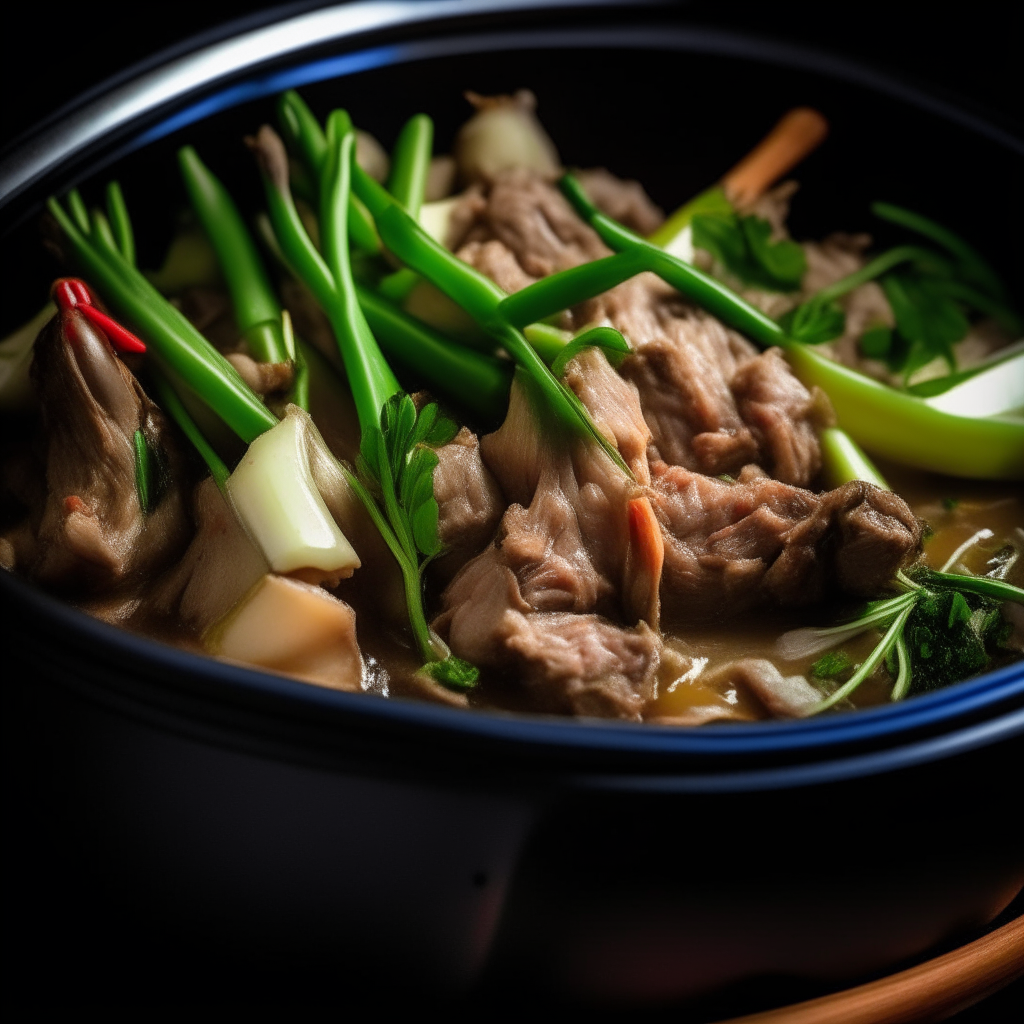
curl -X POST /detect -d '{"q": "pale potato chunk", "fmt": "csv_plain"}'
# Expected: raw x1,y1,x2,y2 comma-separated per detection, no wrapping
208,574,363,692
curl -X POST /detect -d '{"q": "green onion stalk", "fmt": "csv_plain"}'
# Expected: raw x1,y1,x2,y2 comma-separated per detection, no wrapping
178,146,291,364
779,565,1024,715
556,175,1024,482
47,192,277,444
278,91,621,384
253,112,480,689
345,148,634,477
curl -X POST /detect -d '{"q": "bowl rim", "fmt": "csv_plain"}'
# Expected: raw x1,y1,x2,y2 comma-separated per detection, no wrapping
2,0,1022,788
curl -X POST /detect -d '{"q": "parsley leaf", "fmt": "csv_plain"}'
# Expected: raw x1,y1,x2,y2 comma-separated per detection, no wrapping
779,297,846,344
692,211,806,292
880,271,969,379
810,650,854,681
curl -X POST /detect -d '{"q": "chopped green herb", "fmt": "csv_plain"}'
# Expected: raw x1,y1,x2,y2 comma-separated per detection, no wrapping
779,565,1024,714
691,211,806,292
858,325,893,359
810,650,853,681
942,497,960,512
779,297,845,344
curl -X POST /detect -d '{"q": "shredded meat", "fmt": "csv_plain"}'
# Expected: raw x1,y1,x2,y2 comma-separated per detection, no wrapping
1,309,190,595
431,427,505,584
435,351,663,720
575,167,665,235
451,169,828,487
651,462,922,621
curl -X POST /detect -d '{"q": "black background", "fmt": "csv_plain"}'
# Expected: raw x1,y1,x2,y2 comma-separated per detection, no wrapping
1,1,1022,145
1,2,1021,1020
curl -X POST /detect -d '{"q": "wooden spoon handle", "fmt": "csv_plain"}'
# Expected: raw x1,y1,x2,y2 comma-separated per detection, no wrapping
722,108,829,208
715,914,1024,1024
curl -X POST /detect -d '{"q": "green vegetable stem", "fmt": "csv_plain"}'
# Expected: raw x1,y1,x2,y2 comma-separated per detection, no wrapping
387,114,432,221
277,89,380,253
778,560,1024,714
254,113,478,689
347,148,633,476
47,191,278,443
178,146,290,363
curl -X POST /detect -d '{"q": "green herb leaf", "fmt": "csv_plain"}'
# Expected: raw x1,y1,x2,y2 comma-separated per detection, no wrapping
880,271,969,378
779,298,846,344
810,650,853,681
421,656,480,690
692,212,806,292
858,325,893,359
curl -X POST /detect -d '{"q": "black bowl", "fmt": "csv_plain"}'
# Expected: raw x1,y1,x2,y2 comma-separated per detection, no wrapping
2,0,1023,1012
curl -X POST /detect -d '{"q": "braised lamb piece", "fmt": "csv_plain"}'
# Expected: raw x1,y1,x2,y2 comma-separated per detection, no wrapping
0,299,190,600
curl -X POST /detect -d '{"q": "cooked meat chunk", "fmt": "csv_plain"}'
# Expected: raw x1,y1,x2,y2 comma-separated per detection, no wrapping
435,521,660,720
575,166,665,235
225,352,293,397
453,170,827,486
435,355,663,719
651,462,922,620
2,309,190,593
431,426,505,583
451,167,607,276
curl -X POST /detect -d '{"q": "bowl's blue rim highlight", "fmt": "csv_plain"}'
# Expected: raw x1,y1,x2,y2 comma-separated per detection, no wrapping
6,566,1023,774
134,46,402,145
131,25,1024,155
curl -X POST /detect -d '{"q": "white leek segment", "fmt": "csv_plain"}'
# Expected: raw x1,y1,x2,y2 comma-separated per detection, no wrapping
226,405,360,579
418,196,460,247
924,351,1024,418
662,224,694,263
785,343,1024,480
207,573,363,692
0,303,54,411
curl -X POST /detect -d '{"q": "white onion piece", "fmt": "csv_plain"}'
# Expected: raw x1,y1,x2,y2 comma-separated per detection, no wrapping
776,623,871,662
455,90,561,183
662,224,694,264
226,408,359,580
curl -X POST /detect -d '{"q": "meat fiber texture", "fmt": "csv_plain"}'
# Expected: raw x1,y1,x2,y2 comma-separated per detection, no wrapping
434,170,923,719
0,309,190,610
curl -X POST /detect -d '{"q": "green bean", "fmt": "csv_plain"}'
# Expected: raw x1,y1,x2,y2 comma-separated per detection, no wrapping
48,196,277,443
387,114,433,220
178,146,289,363
105,182,135,266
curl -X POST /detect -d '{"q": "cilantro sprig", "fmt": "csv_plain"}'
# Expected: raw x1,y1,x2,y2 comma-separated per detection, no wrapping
778,538,1023,714
691,210,807,292
253,111,478,690
780,203,1021,383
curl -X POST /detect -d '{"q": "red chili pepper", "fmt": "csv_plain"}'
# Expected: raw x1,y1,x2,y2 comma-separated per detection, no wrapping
50,277,146,354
